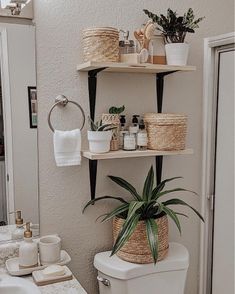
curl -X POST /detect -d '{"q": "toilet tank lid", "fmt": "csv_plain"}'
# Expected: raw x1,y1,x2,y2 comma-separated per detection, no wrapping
94,242,189,280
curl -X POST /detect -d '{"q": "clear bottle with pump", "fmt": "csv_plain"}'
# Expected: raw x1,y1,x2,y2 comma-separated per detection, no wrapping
129,115,139,134
19,222,38,268
137,121,148,150
119,30,136,55
123,132,136,151
10,210,24,240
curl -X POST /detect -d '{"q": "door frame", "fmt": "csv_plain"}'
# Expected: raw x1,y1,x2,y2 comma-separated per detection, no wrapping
199,32,235,294
0,27,15,224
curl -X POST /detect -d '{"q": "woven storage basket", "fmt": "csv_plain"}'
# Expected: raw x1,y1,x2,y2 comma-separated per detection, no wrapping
82,27,119,62
102,113,120,151
144,113,188,151
113,215,169,264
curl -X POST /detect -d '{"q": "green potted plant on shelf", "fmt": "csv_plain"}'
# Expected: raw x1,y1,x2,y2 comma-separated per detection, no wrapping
83,166,204,264
87,117,116,154
102,105,125,151
143,8,205,65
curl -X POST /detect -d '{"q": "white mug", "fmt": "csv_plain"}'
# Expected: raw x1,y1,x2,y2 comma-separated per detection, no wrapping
39,235,61,265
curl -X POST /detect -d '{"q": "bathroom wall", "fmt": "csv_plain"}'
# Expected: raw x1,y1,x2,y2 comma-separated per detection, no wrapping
34,1,234,293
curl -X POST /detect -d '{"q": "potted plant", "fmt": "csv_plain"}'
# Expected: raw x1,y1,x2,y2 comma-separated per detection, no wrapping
102,105,125,151
87,117,116,153
143,8,204,65
83,166,204,264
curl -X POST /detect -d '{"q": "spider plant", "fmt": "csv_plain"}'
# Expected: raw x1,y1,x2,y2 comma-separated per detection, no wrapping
83,166,204,264
88,116,117,132
143,8,205,43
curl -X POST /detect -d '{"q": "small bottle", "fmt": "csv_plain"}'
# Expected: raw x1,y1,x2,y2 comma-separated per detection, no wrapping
123,132,136,151
10,210,24,240
19,222,38,268
129,115,139,133
119,115,127,149
137,122,148,150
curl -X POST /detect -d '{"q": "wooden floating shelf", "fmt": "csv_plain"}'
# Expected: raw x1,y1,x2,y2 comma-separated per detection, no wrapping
77,61,196,74
82,148,194,160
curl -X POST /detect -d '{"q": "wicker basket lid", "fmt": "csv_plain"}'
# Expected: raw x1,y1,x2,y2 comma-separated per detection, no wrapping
83,27,119,37
94,243,189,280
144,113,187,125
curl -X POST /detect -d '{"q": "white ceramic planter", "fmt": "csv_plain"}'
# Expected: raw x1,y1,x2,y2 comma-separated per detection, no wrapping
165,43,189,66
88,131,112,153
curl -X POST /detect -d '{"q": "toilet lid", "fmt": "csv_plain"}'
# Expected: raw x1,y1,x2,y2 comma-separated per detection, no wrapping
94,242,189,280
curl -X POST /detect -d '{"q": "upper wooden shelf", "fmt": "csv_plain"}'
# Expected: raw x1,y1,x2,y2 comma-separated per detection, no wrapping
77,61,196,74
82,148,193,160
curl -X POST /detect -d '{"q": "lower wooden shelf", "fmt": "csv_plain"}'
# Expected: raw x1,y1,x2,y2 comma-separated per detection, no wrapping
82,148,194,160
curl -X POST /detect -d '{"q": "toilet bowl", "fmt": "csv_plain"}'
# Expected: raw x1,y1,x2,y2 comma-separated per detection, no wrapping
94,242,189,294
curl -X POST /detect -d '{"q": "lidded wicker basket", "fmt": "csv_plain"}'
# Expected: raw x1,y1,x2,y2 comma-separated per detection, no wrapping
144,113,188,151
113,215,169,264
82,27,119,62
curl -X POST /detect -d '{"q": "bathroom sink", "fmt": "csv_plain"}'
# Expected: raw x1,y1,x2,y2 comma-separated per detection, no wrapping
0,277,40,294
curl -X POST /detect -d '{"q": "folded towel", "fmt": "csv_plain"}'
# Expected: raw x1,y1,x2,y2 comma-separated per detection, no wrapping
53,129,81,167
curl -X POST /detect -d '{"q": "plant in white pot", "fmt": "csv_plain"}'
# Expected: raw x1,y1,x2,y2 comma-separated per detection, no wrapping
144,8,204,65
83,166,204,264
87,117,116,154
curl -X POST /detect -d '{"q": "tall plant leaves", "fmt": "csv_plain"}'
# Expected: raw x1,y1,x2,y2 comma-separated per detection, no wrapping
146,219,158,264
153,187,197,201
161,205,182,234
108,176,142,201
82,196,128,213
151,176,182,199
111,213,141,256
127,201,145,219
143,166,154,201
101,204,129,222
162,198,204,222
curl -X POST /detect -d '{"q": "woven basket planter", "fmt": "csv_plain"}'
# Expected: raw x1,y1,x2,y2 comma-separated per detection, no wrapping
82,27,119,62
144,113,188,151
102,113,120,151
113,215,169,264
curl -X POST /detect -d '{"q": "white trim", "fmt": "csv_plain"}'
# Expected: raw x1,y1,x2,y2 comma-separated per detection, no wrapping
199,32,235,294
0,27,15,224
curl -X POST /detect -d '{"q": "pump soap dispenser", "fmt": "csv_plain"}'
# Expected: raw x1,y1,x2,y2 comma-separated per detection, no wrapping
19,222,38,268
10,210,24,240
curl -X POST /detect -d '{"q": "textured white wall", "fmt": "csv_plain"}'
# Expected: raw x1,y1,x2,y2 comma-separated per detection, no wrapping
34,1,234,293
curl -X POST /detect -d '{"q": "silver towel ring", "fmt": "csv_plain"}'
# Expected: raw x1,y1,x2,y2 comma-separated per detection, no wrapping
48,95,85,132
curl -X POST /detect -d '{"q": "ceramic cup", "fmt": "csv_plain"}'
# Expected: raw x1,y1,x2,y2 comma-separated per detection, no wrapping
39,235,61,265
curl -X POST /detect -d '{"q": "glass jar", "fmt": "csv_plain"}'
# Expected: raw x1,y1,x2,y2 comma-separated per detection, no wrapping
123,132,136,151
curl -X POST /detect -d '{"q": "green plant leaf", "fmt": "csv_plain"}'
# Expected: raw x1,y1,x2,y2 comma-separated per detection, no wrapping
146,218,158,264
98,124,116,131
111,213,141,256
162,198,204,222
127,201,145,219
101,204,129,222
175,212,189,218
109,105,125,114
143,166,154,201
82,196,128,213
161,205,182,234
88,116,98,131
153,188,197,201
108,176,142,201
151,177,182,198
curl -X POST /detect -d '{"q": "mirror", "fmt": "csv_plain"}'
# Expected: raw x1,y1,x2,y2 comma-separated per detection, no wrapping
0,23,39,242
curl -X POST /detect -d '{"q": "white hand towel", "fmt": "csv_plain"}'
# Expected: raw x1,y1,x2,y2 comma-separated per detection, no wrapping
53,129,81,167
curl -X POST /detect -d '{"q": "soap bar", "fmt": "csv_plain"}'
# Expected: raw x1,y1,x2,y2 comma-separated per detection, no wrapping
43,265,65,277
32,265,73,286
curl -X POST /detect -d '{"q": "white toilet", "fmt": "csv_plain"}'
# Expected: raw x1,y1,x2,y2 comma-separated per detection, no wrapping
94,242,189,294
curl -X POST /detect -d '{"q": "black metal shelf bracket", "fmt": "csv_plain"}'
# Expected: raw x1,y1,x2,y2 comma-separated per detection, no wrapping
155,71,178,185
88,67,106,201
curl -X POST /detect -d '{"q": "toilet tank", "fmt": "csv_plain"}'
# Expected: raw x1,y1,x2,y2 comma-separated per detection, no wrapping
94,242,189,294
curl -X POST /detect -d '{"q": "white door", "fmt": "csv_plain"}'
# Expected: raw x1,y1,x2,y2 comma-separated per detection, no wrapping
212,48,235,294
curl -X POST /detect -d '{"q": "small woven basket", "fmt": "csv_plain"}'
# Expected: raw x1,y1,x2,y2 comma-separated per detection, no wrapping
144,113,188,151
113,215,169,264
82,27,119,62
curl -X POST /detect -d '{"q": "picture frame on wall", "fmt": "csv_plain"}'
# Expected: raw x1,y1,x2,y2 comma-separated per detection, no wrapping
28,86,37,128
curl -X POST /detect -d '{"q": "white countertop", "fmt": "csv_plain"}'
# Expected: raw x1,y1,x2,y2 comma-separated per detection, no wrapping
0,266,87,294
